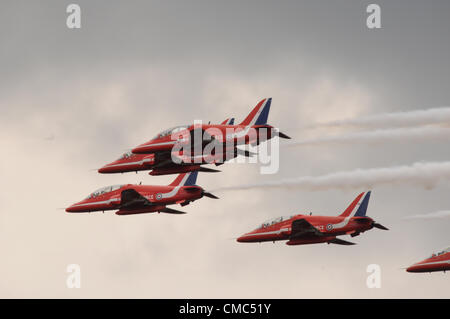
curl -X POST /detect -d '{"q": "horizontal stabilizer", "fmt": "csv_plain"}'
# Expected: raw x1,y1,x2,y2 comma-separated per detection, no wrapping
183,186,219,199
202,191,219,199
197,166,221,173
354,217,389,230
373,222,389,230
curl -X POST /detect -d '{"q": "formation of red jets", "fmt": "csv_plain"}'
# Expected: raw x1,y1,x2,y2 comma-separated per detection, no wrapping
66,98,449,274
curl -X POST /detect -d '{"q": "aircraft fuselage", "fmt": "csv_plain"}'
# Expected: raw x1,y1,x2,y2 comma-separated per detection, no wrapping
66,184,203,213
237,215,374,245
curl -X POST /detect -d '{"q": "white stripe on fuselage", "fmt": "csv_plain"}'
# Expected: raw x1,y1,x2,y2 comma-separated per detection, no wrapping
332,216,353,229
134,141,177,151
70,198,120,208
160,174,190,199
147,141,177,147
332,192,367,229
105,158,153,168
244,227,290,238
414,260,450,267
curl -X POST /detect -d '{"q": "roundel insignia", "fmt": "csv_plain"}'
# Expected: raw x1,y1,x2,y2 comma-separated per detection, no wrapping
326,224,333,231
156,193,162,200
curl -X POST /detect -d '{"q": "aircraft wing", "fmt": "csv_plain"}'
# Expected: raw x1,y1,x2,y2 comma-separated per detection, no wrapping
152,159,178,169
328,238,356,245
290,219,323,239
160,207,187,214
120,189,153,210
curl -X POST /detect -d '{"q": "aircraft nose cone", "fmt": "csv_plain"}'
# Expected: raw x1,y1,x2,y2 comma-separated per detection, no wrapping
98,164,112,174
236,234,248,243
65,201,84,213
406,264,420,273
65,205,76,213
98,166,106,173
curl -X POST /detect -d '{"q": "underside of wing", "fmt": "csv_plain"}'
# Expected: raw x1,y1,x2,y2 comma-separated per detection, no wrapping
152,159,178,169
328,238,356,245
120,189,152,210
149,150,178,168
290,219,323,239
160,207,187,214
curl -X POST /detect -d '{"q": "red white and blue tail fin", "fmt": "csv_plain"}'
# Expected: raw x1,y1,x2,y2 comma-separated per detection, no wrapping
339,191,371,217
221,117,235,125
239,98,272,126
169,171,199,187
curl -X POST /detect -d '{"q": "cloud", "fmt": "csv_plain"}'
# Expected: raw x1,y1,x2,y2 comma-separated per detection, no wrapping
403,210,450,220
212,161,450,192
285,126,450,147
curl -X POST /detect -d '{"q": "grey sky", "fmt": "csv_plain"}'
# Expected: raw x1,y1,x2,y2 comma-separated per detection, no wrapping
1,1,449,298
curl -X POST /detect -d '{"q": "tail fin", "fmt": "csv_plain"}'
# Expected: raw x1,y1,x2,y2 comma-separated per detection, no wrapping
221,118,235,125
339,191,371,217
239,98,272,126
169,171,199,187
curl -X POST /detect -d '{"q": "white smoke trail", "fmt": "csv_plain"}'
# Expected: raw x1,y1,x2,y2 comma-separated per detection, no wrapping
285,126,450,147
212,161,450,192
403,211,450,220
316,107,450,129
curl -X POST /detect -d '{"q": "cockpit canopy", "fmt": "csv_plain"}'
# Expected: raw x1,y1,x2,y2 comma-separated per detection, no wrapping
430,246,450,258
259,215,294,229
153,125,189,140
85,185,125,199
117,150,133,160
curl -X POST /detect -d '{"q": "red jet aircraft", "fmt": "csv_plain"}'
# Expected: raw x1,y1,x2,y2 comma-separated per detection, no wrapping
406,247,450,273
237,191,388,246
98,98,290,176
98,118,235,176
66,171,217,215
